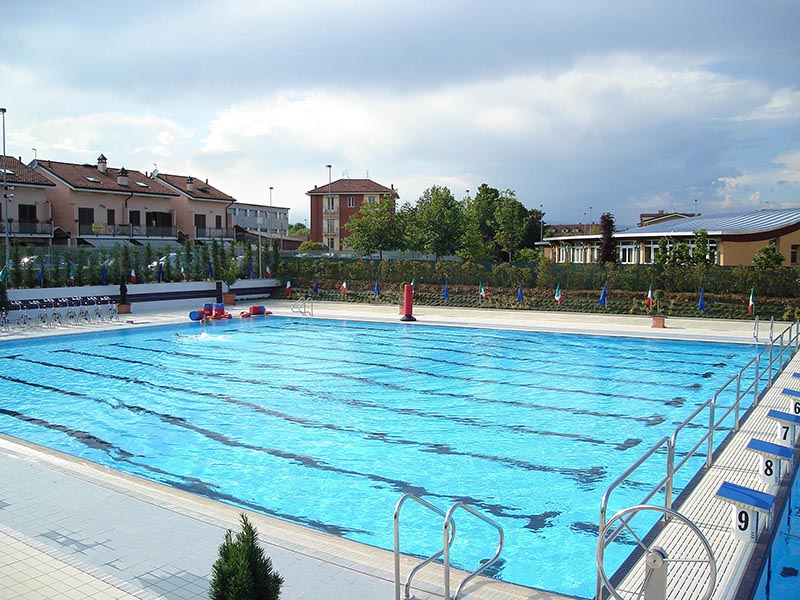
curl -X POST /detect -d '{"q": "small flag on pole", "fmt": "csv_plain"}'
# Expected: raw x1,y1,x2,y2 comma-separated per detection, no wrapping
517,283,524,302
748,289,755,315
599,283,607,308
374,280,380,297
313,278,319,294
645,286,653,308
69,264,75,283
248,261,254,279
37,263,44,285
698,288,706,313
554,282,563,306
265,265,272,278
285,279,292,295
479,281,486,300
443,278,449,301
157,262,164,283
129,268,136,284
0,266,6,282
101,264,108,285
340,280,347,293
207,263,213,279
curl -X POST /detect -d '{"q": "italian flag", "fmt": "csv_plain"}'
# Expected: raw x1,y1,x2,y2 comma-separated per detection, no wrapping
130,268,137,284
748,289,755,314
265,265,271,278
285,280,292,295
645,286,653,308
0,266,7,282
479,281,486,299
340,280,347,293
554,282,563,306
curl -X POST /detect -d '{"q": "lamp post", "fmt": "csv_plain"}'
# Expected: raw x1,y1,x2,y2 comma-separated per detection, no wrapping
539,204,544,242
256,215,263,278
326,164,332,250
1,107,9,268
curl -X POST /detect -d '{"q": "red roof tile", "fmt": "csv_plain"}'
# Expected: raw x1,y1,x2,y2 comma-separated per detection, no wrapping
37,160,177,197
1,156,55,187
157,173,236,202
307,178,394,196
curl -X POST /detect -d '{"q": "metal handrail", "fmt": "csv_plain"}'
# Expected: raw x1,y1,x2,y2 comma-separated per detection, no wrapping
290,296,313,316
443,502,504,600
393,493,454,600
596,319,800,599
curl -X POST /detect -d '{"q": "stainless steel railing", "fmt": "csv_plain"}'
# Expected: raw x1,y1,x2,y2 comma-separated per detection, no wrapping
596,320,800,599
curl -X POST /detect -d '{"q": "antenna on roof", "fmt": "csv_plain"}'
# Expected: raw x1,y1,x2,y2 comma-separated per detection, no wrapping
343,170,349,178
366,169,369,178
151,163,159,178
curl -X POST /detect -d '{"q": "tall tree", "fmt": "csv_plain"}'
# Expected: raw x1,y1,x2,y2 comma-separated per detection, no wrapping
598,212,617,264
416,185,463,259
344,197,399,259
492,190,530,262
457,200,496,261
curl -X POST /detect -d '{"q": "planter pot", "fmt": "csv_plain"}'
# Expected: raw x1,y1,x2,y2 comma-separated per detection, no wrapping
222,292,236,306
651,315,666,328
118,304,131,314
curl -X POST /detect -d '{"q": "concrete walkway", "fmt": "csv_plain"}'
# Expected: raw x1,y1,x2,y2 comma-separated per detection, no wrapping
0,301,776,599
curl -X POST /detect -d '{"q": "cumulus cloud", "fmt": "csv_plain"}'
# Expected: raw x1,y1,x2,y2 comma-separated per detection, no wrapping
733,88,800,122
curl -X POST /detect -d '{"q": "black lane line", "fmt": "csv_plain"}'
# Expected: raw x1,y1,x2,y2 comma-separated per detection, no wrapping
234,330,708,391
63,346,665,427
273,318,740,369
7,354,611,485
56,348,645,450
109,340,687,409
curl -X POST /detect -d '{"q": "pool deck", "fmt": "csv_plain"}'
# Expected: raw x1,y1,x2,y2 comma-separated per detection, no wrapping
0,301,784,599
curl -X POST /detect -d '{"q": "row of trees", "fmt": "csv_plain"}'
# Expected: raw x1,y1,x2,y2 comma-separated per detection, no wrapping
344,184,546,262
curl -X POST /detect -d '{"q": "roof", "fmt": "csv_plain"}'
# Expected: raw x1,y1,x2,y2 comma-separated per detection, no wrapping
306,178,394,196
621,208,800,237
157,173,236,203
0,156,55,187
37,160,177,197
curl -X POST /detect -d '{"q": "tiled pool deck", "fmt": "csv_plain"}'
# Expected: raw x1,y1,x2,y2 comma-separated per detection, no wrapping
0,301,778,599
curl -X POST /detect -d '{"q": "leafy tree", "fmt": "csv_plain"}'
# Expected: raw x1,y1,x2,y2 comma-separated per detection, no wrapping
692,229,715,265
210,513,283,600
670,242,692,266
492,190,530,262
598,212,617,263
344,196,399,258
297,241,325,252
394,202,420,253
753,242,785,269
458,200,496,261
288,222,309,238
472,184,501,243
415,185,463,259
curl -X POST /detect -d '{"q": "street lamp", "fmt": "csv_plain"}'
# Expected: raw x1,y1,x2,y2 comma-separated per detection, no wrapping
539,204,544,242
256,214,263,278
1,107,9,268
326,164,332,249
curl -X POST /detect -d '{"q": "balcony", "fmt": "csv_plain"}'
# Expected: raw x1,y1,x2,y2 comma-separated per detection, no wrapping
78,223,178,239
196,227,235,240
322,206,339,215
0,221,54,237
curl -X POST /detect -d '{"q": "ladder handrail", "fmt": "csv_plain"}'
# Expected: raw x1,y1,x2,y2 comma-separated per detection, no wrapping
443,501,504,600
290,296,314,316
393,493,455,600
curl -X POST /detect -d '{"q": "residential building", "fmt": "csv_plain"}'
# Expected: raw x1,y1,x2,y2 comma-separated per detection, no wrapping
545,208,800,266
638,210,698,227
306,178,395,251
36,155,178,247
156,173,236,242
1,155,56,245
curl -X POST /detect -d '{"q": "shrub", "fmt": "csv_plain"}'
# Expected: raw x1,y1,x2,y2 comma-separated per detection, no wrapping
209,513,283,600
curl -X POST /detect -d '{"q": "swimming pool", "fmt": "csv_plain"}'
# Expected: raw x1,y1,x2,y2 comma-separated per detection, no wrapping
0,317,757,598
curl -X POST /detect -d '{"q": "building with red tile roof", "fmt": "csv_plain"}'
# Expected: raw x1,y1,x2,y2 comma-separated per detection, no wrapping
1,155,56,245
155,173,236,242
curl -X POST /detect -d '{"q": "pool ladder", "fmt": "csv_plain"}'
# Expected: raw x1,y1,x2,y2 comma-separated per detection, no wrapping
393,493,504,600
291,296,314,316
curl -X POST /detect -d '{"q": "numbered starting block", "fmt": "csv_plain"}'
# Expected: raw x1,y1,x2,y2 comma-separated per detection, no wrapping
746,438,793,486
716,481,775,543
766,409,800,448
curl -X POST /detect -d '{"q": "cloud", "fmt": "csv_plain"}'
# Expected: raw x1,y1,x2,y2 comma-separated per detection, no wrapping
732,87,800,122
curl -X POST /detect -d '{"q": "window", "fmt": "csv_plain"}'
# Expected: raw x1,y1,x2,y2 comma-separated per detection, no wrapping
642,241,660,264
792,245,800,265
347,196,355,208
570,244,586,264
129,210,141,226
18,204,36,223
618,242,638,264
84,176,101,183
78,207,94,225
0,168,15,176
134,181,149,188
194,214,206,228
327,196,336,211
368,196,376,204
107,208,115,226
215,215,222,229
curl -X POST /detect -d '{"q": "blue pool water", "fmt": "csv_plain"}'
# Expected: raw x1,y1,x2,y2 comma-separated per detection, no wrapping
0,317,757,598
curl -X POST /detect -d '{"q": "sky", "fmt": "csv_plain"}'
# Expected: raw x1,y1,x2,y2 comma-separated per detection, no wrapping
1,0,798,229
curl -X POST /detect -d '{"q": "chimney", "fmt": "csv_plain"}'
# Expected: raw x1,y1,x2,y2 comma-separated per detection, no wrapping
186,176,194,192
117,167,129,186
97,154,107,173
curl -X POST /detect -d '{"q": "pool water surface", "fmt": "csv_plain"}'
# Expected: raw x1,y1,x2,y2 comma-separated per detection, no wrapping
0,317,757,598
